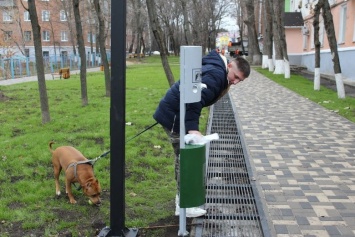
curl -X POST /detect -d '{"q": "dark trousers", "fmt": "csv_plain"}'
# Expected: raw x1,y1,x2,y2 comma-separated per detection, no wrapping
163,127,180,192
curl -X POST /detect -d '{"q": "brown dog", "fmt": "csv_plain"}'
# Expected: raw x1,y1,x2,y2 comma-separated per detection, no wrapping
49,142,101,205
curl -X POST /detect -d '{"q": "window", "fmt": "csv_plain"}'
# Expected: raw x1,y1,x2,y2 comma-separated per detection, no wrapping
24,11,30,21
43,51,49,58
23,30,32,42
4,31,12,41
61,31,68,41
3,11,13,22
303,33,308,50
24,31,32,42
61,51,68,58
87,33,96,43
42,31,50,41
42,10,50,21
60,10,67,21
338,5,347,44
25,49,30,57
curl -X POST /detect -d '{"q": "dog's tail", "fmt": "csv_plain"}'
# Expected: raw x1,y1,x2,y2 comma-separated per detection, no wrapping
49,141,55,153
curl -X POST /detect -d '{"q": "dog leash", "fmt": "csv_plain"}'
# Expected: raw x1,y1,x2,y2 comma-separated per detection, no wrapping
90,121,159,164
72,121,159,191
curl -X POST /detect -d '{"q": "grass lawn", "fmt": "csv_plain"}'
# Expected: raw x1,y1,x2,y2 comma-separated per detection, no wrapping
255,67,355,123
0,55,208,236
0,56,354,236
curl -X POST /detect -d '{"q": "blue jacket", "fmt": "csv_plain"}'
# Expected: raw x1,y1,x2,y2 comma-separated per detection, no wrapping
153,50,228,134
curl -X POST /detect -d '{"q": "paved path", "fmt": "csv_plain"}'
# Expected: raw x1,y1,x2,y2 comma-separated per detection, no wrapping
229,70,355,237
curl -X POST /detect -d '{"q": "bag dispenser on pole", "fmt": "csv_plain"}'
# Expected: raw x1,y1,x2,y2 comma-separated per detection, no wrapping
178,46,205,236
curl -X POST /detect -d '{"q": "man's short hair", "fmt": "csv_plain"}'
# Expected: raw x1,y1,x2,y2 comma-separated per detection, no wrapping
231,57,250,78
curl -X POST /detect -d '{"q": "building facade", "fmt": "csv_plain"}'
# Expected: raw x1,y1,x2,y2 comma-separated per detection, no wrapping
0,0,110,60
286,0,355,81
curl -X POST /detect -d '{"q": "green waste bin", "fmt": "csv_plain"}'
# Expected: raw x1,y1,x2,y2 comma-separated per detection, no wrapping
180,144,206,208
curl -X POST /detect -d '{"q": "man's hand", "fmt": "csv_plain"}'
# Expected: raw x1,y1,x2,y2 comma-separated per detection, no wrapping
188,130,202,136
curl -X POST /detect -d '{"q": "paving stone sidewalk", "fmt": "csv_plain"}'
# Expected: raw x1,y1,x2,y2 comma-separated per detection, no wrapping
229,70,355,237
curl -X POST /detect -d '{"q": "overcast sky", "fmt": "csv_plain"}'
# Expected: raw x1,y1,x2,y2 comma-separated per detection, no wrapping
220,16,239,32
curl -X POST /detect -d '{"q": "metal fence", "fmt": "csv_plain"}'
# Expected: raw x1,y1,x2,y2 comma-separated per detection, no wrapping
192,94,268,237
0,52,111,80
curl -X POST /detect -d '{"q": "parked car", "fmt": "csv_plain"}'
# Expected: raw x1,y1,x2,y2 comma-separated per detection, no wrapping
152,51,160,55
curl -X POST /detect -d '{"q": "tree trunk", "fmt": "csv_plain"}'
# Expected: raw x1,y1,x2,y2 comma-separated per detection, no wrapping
134,0,143,60
146,0,175,87
128,34,136,53
28,0,50,124
322,0,345,98
73,0,88,106
190,0,203,47
93,0,111,97
61,0,77,56
313,1,321,91
262,0,274,71
180,0,191,45
243,0,262,65
271,0,284,74
278,0,290,78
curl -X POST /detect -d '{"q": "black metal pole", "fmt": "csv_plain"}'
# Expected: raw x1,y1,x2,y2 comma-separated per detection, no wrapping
99,1,137,236
109,0,126,235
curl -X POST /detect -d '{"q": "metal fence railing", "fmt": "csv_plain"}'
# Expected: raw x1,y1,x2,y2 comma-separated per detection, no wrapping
0,52,111,80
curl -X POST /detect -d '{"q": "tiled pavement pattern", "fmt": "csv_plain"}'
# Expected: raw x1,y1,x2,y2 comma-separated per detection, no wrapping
229,70,355,237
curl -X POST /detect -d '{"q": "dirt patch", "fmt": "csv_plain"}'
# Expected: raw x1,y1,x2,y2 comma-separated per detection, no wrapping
0,188,191,237
138,216,193,237
0,91,9,102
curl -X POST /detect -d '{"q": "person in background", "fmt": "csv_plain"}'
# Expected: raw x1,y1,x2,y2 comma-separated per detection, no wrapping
219,48,228,69
153,49,251,218
220,48,226,56
235,49,240,57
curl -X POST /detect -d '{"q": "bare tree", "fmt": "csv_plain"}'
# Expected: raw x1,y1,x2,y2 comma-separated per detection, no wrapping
312,0,344,98
240,0,262,65
261,0,274,71
313,1,321,91
84,1,95,59
277,0,290,78
321,0,345,98
73,0,88,106
40,0,62,68
58,0,77,56
146,0,175,87
93,0,110,97
180,0,191,45
4,3,27,56
234,0,245,47
190,0,204,47
127,0,136,54
132,0,144,59
270,0,284,75
27,0,50,123
156,0,180,54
